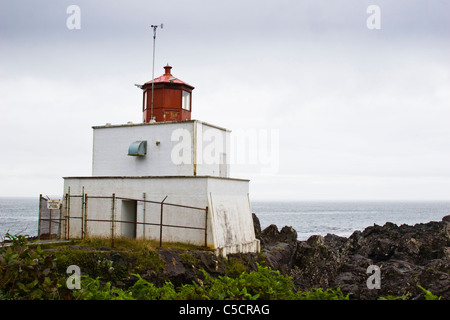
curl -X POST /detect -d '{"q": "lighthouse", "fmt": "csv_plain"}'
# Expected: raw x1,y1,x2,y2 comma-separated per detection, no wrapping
52,64,260,256
142,65,194,123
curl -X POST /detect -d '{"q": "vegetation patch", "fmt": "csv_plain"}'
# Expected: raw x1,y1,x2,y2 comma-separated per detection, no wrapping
0,234,443,300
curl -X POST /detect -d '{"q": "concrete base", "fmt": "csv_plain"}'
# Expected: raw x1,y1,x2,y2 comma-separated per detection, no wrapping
62,176,259,256
214,240,261,257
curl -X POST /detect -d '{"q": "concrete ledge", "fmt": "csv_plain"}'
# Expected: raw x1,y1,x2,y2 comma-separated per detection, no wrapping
63,175,249,182
215,239,261,257
92,119,231,133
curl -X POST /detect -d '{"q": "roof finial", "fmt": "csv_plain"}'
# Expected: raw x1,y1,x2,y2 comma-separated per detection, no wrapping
164,64,172,76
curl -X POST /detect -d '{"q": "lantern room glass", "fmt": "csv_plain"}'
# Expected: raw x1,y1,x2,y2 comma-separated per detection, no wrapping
182,90,191,111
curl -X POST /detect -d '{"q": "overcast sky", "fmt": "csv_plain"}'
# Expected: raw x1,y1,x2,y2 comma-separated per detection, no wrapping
1,0,449,201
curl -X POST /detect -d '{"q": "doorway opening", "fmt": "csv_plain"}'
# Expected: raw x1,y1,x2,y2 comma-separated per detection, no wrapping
121,200,137,238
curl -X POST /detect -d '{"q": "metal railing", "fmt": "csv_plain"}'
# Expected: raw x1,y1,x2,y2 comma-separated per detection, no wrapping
38,195,62,240
39,192,208,248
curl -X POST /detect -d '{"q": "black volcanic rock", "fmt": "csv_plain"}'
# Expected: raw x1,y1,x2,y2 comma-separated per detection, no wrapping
55,214,449,300
253,213,449,299
256,220,298,274
280,215,450,299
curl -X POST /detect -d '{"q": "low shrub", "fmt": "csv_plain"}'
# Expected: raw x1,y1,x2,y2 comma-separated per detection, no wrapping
70,264,350,300
0,234,62,299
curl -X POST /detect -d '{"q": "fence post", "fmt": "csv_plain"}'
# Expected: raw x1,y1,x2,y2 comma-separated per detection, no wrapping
142,192,146,239
67,189,71,240
38,194,43,240
84,194,88,239
204,206,208,247
64,193,68,240
111,193,116,247
159,195,168,247
81,187,85,239
49,200,52,238
58,202,62,240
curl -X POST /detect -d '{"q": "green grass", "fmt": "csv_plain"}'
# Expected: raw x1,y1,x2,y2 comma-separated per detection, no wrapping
76,236,208,251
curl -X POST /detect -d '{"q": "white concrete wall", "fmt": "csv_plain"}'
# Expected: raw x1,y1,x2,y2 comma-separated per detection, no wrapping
194,121,230,177
207,178,259,256
61,176,259,255
92,120,230,178
63,177,209,245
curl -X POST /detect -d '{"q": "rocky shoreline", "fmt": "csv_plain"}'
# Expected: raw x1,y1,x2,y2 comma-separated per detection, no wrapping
256,214,450,299
144,214,449,299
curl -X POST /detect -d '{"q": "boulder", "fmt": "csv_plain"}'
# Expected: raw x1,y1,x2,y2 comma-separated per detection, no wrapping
252,213,261,239
258,223,298,273
288,215,450,299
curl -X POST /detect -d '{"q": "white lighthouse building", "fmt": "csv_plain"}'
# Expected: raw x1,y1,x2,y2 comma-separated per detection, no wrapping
58,65,260,256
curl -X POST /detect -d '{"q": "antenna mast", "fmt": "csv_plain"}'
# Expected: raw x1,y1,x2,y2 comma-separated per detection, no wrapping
150,23,163,123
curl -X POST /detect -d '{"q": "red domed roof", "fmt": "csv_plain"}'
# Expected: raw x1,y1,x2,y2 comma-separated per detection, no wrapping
144,65,194,89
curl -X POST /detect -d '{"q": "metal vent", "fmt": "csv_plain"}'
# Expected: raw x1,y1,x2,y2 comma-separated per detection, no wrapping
128,140,147,156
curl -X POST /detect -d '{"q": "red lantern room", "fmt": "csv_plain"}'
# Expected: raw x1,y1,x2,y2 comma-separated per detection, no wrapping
141,65,195,123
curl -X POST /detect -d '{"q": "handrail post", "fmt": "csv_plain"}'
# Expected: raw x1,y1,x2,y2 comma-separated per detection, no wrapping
84,194,88,239
38,194,43,240
81,187,85,239
49,199,52,239
111,193,116,247
58,199,62,240
66,189,71,240
160,195,168,247
204,206,208,247
64,192,69,240
142,192,146,239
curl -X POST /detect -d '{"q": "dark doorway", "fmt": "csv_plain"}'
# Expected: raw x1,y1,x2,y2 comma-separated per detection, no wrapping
121,200,137,238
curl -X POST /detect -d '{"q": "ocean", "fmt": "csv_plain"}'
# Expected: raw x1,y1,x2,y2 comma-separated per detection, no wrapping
252,201,450,240
0,197,449,241
0,197,40,239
